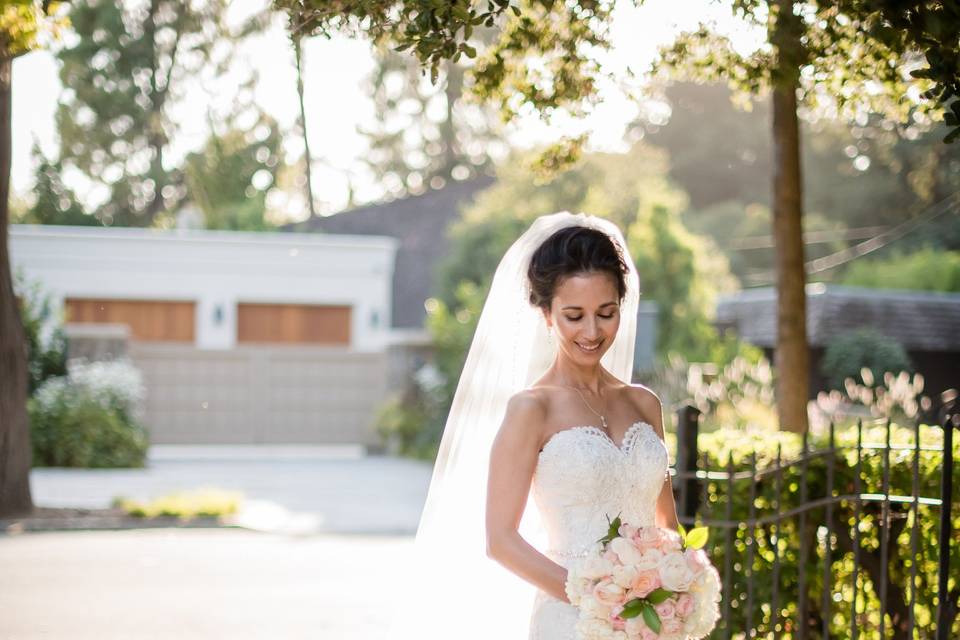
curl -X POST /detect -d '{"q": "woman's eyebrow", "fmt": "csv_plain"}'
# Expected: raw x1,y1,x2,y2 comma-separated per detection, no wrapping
560,302,619,310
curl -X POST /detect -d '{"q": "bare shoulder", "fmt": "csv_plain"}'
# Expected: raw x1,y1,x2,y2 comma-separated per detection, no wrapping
625,383,665,439
496,388,549,445
505,388,549,421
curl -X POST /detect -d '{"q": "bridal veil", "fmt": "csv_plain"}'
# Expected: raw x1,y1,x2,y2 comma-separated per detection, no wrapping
387,211,641,639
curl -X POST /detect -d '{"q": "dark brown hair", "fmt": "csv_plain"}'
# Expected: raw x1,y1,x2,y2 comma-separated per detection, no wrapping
527,225,629,310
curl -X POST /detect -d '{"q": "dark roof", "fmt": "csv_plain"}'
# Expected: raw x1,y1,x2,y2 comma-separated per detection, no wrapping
284,176,495,329
716,284,960,352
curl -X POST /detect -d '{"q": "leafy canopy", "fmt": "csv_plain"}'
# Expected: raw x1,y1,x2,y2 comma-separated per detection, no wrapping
279,1,960,145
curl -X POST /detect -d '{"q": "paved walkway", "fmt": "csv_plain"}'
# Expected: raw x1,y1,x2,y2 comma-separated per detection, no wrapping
0,528,412,639
27,446,434,535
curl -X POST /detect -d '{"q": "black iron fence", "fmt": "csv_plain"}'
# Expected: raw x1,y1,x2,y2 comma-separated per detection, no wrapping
672,402,958,639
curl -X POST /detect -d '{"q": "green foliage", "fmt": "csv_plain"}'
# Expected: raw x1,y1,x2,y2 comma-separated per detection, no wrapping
284,1,960,148
821,329,913,391
0,1,67,60
281,0,618,173
113,488,243,519
626,190,736,360
841,249,960,292
641,83,960,285
29,393,147,468
181,111,286,231
691,422,960,638
53,0,267,226
14,271,67,395
359,42,500,199
29,360,148,468
22,143,94,225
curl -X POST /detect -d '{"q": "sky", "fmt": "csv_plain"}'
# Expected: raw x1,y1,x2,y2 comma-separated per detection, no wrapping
11,0,765,220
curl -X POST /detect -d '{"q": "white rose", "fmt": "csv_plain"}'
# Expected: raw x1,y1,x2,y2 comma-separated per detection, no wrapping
580,595,613,621
576,617,616,640
579,555,616,580
658,552,696,592
634,547,664,571
609,537,643,566
611,563,639,589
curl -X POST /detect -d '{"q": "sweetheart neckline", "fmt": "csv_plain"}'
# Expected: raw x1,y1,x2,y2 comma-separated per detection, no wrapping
538,420,654,456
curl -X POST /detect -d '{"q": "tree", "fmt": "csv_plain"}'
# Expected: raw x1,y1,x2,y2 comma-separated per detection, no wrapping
180,109,286,231
279,0,959,432
640,82,960,284
0,0,65,517
22,143,94,225
357,44,501,199
288,10,317,218
54,0,266,226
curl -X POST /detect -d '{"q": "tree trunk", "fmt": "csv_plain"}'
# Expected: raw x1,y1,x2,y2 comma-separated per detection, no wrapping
0,57,34,517
293,32,317,219
770,0,809,432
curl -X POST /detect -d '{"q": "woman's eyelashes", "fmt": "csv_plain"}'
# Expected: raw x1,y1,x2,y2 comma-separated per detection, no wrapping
564,313,615,322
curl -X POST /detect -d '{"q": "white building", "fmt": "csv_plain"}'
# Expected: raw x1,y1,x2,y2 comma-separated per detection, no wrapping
11,224,398,447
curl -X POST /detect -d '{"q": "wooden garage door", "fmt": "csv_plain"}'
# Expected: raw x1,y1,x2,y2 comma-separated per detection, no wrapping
237,303,351,345
65,298,195,342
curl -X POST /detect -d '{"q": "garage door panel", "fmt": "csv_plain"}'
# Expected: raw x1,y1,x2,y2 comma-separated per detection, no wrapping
237,303,350,345
65,298,195,342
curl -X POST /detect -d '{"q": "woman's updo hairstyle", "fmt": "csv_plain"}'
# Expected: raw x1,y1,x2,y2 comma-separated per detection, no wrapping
527,225,629,310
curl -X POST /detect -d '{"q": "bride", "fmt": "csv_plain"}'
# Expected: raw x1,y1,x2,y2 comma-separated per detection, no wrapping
387,212,681,639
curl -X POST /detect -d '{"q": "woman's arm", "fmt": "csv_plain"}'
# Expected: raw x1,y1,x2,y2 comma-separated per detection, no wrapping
633,387,682,532
486,391,570,603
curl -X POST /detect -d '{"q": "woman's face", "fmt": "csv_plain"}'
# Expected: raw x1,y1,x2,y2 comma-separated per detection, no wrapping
544,270,621,364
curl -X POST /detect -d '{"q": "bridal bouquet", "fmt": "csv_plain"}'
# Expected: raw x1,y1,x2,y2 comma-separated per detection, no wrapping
564,516,721,640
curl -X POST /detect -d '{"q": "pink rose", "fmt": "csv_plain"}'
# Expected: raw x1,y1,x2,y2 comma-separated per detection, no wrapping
654,598,677,620
608,609,626,631
640,628,658,640
618,523,639,539
661,528,683,552
630,569,661,598
633,526,663,552
675,592,694,617
602,548,619,563
661,618,683,635
685,547,710,572
593,578,626,606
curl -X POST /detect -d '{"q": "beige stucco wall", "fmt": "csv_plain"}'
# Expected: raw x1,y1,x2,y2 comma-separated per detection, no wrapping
130,343,388,446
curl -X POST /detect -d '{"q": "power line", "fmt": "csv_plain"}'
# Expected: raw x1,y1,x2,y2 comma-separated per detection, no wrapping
744,192,960,285
805,192,960,275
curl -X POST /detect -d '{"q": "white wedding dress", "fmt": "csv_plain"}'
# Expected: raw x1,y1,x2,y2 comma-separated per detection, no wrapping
527,420,670,639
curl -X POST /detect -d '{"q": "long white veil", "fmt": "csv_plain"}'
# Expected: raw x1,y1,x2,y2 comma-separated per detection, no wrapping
387,211,640,639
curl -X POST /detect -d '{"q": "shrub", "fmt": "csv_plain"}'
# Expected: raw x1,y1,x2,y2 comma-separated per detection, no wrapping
686,422,959,638
821,328,912,391
14,271,67,394
29,359,148,468
112,488,243,519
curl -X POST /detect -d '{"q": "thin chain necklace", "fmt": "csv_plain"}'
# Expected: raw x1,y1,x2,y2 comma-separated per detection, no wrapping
567,385,608,431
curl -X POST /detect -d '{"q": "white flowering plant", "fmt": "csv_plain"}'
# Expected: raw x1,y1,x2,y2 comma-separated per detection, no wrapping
564,514,721,640
29,359,148,468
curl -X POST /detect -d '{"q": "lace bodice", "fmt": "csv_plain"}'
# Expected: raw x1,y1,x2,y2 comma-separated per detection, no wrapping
531,421,670,566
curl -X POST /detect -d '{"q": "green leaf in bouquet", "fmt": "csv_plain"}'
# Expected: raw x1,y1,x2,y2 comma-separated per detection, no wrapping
596,512,623,547
685,526,709,549
641,602,662,633
619,598,644,619
646,588,673,605
677,523,687,540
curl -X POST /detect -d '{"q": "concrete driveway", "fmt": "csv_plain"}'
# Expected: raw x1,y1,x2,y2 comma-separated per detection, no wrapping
26,445,434,535
1,446,436,639
0,528,412,639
